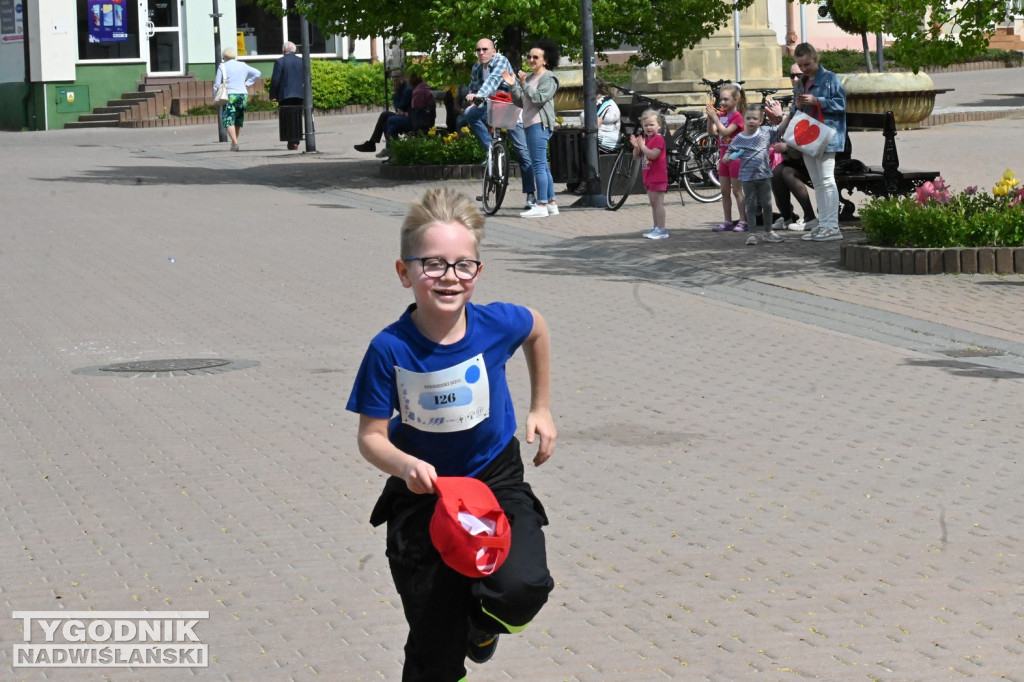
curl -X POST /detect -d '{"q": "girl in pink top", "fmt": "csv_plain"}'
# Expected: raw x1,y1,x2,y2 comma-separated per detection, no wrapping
706,84,747,232
632,109,669,240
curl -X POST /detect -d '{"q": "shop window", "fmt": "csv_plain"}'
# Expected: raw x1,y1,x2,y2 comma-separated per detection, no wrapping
77,0,140,59
235,0,335,56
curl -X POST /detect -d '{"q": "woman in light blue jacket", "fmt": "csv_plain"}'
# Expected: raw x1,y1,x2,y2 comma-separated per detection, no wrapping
213,47,262,151
791,42,846,242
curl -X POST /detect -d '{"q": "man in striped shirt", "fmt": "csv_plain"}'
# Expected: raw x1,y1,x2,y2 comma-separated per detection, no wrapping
463,38,513,148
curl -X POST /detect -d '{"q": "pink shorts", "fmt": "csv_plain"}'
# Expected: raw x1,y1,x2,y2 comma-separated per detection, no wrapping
645,182,668,193
718,157,741,178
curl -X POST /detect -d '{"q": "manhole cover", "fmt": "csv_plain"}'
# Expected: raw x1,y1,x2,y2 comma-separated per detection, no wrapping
73,358,259,378
100,358,232,373
941,348,1004,358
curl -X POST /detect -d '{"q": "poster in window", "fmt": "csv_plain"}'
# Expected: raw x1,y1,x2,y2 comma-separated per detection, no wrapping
87,0,128,43
1,0,24,42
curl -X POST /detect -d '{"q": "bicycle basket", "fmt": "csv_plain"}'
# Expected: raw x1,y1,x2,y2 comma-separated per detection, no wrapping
487,99,521,129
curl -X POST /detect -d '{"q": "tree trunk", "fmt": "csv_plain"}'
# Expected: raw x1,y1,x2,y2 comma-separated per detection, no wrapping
502,25,524,72
861,32,873,72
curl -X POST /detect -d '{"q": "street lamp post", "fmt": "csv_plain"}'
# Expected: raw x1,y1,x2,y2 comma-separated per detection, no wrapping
572,0,608,208
301,16,317,152
210,0,226,142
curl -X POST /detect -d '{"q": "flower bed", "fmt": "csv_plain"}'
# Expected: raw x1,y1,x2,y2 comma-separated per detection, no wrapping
842,170,1024,274
387,127,485,166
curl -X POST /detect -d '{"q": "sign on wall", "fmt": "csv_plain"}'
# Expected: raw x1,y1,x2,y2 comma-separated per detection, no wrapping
87,0,128,43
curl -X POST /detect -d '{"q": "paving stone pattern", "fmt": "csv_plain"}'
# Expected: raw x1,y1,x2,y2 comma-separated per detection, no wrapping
1,79,1023,680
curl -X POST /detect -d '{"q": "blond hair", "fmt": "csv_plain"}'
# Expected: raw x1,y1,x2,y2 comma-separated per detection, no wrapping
639,108,664,130
400,188,485,258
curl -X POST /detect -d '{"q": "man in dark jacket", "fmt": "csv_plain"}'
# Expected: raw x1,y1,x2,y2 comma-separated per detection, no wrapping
270,41,305,150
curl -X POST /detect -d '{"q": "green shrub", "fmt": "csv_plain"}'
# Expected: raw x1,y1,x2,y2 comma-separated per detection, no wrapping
782,48,1023,77
259,60,385,110
388,127,485,166
861,171,1024,247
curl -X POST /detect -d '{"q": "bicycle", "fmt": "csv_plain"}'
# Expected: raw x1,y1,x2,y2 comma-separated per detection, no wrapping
478,95,519,215
605,85,724,209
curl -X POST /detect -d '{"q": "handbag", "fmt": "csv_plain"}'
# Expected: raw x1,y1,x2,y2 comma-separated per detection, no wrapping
783,107,836,158
213,65,229,106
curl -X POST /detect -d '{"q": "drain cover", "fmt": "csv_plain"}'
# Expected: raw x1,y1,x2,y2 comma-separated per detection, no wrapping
73,358,259,378
100,358,232,373
941,348,1004,358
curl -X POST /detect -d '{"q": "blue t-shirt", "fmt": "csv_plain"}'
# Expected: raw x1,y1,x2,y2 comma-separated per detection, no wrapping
346,301,534,477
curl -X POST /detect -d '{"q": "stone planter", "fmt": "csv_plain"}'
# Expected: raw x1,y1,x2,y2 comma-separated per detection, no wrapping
840,71,938,126
840,242,1024,274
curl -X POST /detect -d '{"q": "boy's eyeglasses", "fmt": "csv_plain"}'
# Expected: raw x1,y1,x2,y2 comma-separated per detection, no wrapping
404,257,481,280
475,47,491,53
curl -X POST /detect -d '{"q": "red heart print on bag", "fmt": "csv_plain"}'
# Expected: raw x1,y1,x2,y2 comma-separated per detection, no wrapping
794,118,820,146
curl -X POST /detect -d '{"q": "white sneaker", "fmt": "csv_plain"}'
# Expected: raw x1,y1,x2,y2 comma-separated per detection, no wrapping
786,218,806,231
230,142,239,152
642,227,669,239
801,220,824,241
546,204,559,216
520,205,549,218
745,234,758,245
772,217,785,232
763,230,785,243
812,226,843,242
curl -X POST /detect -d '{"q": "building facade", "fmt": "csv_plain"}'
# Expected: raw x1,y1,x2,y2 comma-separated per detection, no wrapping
0,0,382,131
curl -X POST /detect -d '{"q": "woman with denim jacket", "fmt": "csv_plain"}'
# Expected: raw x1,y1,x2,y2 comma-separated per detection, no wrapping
791,42,847,242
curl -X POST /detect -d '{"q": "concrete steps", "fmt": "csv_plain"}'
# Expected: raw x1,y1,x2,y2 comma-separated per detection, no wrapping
65,73,269,129
988,26,1024,51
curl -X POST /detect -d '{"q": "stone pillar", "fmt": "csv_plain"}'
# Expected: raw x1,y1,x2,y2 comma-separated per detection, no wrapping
636,0,789,102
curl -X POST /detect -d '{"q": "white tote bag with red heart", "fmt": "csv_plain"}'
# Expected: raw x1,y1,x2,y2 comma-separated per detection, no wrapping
783,110,836,158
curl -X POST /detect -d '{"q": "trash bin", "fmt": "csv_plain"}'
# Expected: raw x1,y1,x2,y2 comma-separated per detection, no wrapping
279,105,304,143
549,129,584,184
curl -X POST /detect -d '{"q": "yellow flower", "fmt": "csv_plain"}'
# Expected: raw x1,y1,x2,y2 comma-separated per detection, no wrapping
1003,169,1015,182
428,127,437,136
461,126,471,134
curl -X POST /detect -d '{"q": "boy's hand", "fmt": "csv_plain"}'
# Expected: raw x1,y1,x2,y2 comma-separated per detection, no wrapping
402,458,437,494
525,408,556,466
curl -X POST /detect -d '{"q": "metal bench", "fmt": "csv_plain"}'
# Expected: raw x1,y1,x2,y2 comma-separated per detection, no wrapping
826,110,940,220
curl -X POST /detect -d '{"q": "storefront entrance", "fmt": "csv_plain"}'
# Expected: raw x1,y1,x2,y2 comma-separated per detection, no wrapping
143,0,184,75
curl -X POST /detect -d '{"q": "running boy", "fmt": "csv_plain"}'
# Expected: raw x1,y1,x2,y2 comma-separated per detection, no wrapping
726,102,791,245
633,109,669,239
346,187,557,680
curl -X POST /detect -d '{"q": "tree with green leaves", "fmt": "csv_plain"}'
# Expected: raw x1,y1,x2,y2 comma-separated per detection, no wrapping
803,0,1009,72
275,0,756,81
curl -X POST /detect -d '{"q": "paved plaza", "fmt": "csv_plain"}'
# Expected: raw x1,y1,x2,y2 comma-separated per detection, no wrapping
2,67,1024,681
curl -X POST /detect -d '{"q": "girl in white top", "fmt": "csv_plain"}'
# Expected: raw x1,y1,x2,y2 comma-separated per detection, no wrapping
595,79,621,151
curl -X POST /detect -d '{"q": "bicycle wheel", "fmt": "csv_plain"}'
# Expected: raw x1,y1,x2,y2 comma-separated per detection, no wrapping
681,132,722,203
604,148,640,211
481,138,509,215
